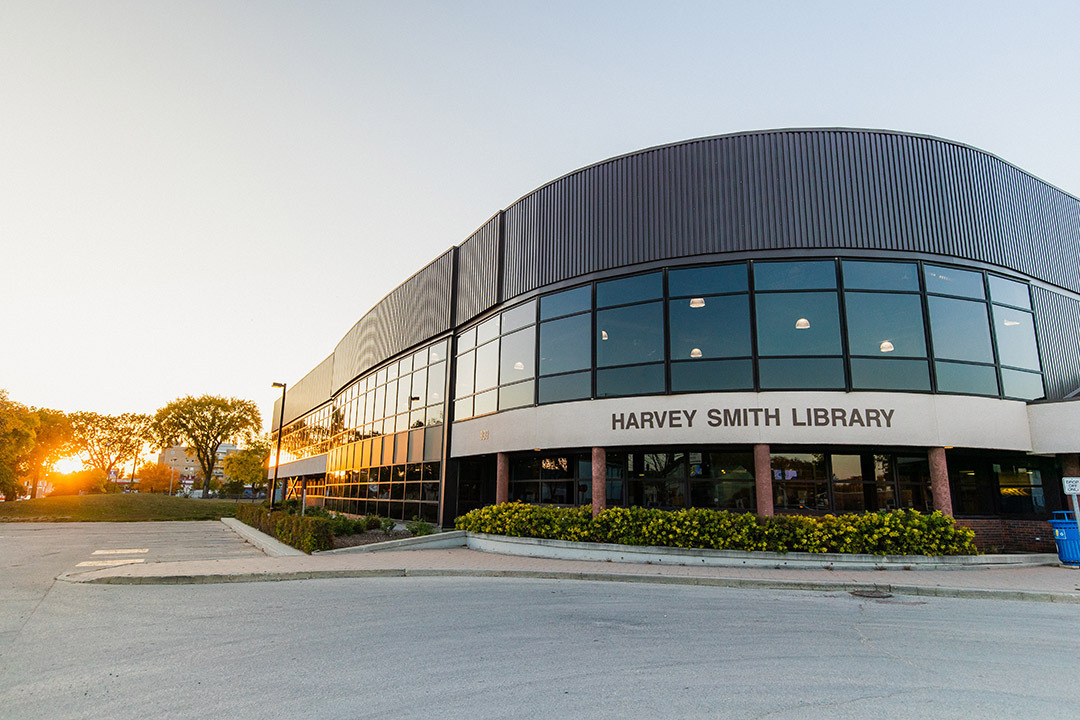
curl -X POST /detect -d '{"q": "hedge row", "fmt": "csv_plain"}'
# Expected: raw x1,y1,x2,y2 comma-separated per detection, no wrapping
235,504,333,553
454,503,977,556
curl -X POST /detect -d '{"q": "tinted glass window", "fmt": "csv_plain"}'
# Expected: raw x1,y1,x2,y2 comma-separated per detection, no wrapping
935,361,998,396
596,272,662,308
540,286,591,320
474,340,499,392
457,327,476,352
668,294,751,360
993,306,1040,370
454,352,474,399
668,264,748,296
597,364,665,397
754,261,836,291
476,316,500,345
670,359,753,392
473,388,497,415
850,358,931,391
928,296,993,363
428,340,448,363
498,380,534,410
538,371,591,404
759,358,845,389
842,260,920,291
499,327,535,383
427,362,445,405
596,301,664,367
924,265,985,299
1001,369,1044,400
756,292,842,356
501,300,536,332
539,314,591,375
845,292,926,357
989,276,1031,310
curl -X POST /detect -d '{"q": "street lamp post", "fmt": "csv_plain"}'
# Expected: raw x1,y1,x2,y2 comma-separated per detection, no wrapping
270,382,287,511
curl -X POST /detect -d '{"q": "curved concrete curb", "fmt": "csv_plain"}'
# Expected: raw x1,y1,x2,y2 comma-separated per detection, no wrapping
221,518,304,557
317,530,468,554
55,565,1080,603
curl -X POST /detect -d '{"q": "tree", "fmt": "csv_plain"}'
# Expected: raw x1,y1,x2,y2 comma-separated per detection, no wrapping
221,435,271,497
47,468,107,496
21,408,73,499
0,391,37,501
69,412,151,484
135,462,175,494
151,396,262,498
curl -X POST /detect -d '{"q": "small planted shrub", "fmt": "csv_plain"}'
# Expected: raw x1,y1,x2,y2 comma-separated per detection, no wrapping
380,516,397,535
364,515,383,531
235,503,332,553
406,516,435,536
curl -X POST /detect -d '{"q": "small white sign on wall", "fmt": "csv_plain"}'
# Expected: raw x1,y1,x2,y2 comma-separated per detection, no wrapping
1064,477,1080,495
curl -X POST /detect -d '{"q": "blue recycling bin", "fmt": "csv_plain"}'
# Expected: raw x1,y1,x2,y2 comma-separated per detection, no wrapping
1050,511,1080,566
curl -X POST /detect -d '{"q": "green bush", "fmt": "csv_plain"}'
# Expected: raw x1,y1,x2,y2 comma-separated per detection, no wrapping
235,504,333,553
380,516,397,535
454,502,977,556
364,515,383,531
406,516,435,536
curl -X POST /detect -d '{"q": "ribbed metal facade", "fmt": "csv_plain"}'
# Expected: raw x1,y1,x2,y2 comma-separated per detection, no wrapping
454,214,501,326
1032,286,1080,400
273,354,334,430
330,250,454,395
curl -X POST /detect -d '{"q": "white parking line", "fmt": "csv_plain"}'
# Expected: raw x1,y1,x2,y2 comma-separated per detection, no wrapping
76,559,146,567
91,548,149,555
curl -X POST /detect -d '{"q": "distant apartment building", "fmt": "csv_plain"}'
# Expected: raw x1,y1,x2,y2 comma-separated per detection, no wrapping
157,444,239,487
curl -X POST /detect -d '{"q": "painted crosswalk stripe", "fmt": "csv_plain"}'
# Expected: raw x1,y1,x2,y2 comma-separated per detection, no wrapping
91,548,149,555
76,559,146,567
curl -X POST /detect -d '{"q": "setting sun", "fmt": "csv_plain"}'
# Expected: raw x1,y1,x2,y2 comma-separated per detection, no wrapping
52,456,86,474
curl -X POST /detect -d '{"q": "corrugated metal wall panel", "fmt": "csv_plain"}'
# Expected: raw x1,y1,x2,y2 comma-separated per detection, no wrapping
273,354,334,430
501,130,1080,299
454,215,500,325
1032,286,1080,400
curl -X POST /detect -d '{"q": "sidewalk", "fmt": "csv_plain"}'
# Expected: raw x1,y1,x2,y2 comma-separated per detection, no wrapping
57,522,1080,604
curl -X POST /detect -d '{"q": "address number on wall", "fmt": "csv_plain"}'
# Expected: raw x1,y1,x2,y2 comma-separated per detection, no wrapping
479,430,489,441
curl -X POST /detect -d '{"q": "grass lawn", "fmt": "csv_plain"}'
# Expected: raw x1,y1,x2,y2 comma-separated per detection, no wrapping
0,494,245,522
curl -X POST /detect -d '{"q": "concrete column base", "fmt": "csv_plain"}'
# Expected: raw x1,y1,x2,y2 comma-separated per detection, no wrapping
496,452,510,505
754,443,773,517
928,447,953,516
592,447,607,517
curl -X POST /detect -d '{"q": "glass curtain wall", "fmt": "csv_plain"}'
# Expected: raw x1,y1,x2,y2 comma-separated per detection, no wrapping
455,300,537,419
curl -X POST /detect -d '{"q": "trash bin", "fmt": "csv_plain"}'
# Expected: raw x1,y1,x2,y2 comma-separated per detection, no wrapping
1049,511,1080,566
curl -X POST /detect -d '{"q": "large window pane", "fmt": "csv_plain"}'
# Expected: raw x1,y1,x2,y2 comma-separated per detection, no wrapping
928,296,993,363
1001,369,1044,400
427,362,445,405
597,302,664,367
596,272,662,308
935,361,998,396
671,359,753,392
476,316,500,345
755,292,841,356
924,265,985,299
772,453,828,511
669,264,748,296
454,351,474,399
993,306,1040,370
759,358,845,389
473,388,497,416
842,260,920,291
502,300,536,332
597,364,665,397
845,292,926,357
474,340,499,391
668,294,751,359
539,314,591,375
754,261,836,291
850,358,931,391
499,327,535,382
540,286,591,320
498,380,534,410
538,371,591,404
989,276,1031,310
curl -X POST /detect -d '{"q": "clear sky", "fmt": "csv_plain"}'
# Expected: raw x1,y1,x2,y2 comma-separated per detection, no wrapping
2,0,1078,430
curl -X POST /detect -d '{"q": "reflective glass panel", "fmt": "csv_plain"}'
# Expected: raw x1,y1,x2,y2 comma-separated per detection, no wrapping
540,286,591,320
454,352,474,399
850,358,931,391
928,296,993,363
429,340,448,363
1001,368,1044,400
410,368,427,406
759,358,845,389
539,314,591,375
993,306,1040,370
845,292,926,357
398,356,413,376
755,292,841,356
538,371,591,404
498,380,534,410
596,301,664,367
427,362,445,405
457,327,476,353
474,340,499,391
935,361,999,396
455,395,473,421
842,260,920,291
396,375,412,413
754,261,836,291
924,265,985,299
989,276,1031,310
499,327,536,382
596,364,665,397
476,316,500,345
668,263,748,296
501,300,536,332
473,389,497,416
668,294,751,359
670,359,753,392
596,272,662,308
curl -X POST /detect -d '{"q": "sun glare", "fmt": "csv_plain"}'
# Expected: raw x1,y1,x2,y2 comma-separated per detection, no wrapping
53,456,86,474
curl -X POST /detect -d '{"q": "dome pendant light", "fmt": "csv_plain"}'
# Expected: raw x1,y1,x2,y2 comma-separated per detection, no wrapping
690,348,703,358
795,318,811,329
689,297,706,308
879,340,895,353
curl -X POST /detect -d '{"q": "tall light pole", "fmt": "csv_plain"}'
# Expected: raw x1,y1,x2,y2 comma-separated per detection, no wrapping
270,382,287,511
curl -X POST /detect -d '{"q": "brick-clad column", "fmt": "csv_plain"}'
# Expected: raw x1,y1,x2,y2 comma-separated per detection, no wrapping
591,447,607,517
928,447,953,516
754,443,773,517
496,452,510,505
